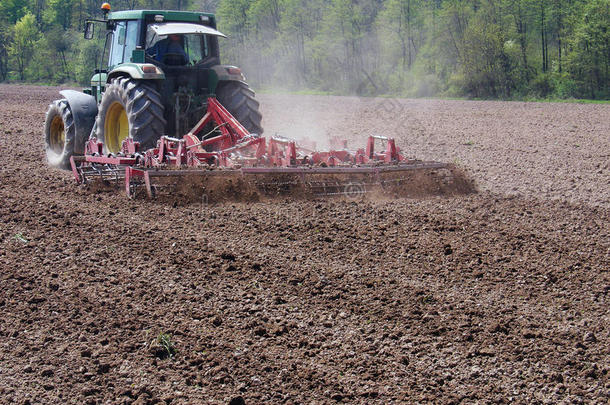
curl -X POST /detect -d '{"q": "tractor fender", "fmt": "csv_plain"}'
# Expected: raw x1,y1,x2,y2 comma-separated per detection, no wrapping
59,90,98,154
211,65,247,87
107,63,165,82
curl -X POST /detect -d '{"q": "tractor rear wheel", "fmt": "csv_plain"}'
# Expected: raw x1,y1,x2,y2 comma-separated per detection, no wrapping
95,77,166,153
44,99,75,169
216,81,263,135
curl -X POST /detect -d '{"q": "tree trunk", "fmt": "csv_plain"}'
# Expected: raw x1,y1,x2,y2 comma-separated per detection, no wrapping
540,0,547,73
407,0,412,69
513,1,529,80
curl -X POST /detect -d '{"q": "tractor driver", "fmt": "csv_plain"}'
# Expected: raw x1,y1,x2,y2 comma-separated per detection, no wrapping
147,34,188,65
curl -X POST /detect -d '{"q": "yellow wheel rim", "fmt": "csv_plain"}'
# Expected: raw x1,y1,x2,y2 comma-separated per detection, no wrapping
104,101,129,153
49,115,65,154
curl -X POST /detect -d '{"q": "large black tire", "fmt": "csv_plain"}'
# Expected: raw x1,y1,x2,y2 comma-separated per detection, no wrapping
44,99,75,169
95,77,166,153
216,81,264,135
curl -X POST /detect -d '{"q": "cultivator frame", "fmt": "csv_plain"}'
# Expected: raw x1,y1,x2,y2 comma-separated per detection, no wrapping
70,97,457,199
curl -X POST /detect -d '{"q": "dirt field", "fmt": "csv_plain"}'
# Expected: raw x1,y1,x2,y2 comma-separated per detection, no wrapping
0,84,608,404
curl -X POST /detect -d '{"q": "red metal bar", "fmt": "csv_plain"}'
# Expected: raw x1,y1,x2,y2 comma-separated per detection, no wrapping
197,132,232,150
82,155,137,165
125,167,145,198
185,111,213,138
268,138,298,166
122,138,139,154
85,139,103,155
240,162,446,174
70,156,82,183
209,98,250,137
385,139,396,163
365,136,375,159
175,139,186,166
255,137,266,159
125,166,132,196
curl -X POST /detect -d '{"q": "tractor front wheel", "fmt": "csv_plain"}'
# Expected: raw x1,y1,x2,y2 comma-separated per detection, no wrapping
44,99,75,169
216,81,264,135
95,77,166,153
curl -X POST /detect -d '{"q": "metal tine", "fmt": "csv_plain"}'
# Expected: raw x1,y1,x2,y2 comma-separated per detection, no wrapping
80,163,125,185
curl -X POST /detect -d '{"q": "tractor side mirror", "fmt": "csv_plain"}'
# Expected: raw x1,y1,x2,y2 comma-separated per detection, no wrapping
84,21,95,39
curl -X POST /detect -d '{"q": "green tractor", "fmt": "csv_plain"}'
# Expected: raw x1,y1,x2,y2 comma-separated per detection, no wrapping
44,4,263,169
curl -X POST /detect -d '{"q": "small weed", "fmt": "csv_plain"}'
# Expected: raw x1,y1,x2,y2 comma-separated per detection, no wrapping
14,233,28,243
420,295,436,304
155,333,176,359
463,140,475,146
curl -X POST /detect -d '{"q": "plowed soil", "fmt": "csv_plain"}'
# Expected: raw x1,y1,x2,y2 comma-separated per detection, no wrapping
0,84,608,404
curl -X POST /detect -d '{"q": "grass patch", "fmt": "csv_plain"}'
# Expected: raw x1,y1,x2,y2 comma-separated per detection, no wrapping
154,333,176,359
519,97,610,104
255,87,609,103
257,87,335,96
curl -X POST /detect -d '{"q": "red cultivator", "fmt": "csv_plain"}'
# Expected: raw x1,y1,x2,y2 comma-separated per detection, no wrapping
71,97,470,200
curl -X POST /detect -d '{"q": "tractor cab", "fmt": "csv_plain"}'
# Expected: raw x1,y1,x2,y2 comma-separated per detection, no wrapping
99,10,226,70
144,22,225,67
44,4,263,169
83,8,254,139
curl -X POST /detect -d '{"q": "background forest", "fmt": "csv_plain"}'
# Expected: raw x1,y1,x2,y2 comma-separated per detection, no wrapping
0,0,608,99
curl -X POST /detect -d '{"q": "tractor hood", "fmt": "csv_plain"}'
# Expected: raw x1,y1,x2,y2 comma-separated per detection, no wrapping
147,22,226,38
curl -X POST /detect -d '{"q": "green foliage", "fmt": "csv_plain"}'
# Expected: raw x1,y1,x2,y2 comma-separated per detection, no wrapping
551,73,579,99
75,37,104,85
8,12,39,80
0,22,10,81
0,0,607,100
43,0,73,29
156,333,176,358
378,0,424,76
529,72,554,97
14,232,29,243
565,0,610,98
216,0,250,39
214,0,608,99
460,12,516,98
0,0,30,24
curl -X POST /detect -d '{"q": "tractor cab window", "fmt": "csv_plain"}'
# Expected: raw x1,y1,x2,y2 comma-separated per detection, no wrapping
184,34,209,64
108,21,126,67
124,21,139,62
108,20,141,67
146,27,211,66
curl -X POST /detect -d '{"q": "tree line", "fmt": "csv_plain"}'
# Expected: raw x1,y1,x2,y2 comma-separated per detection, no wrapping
1,0,608,99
